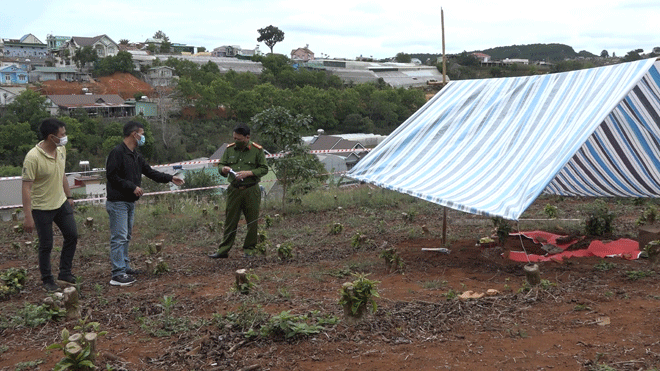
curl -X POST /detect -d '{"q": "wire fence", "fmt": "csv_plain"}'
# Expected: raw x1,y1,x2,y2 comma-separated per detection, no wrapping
0,148,369,211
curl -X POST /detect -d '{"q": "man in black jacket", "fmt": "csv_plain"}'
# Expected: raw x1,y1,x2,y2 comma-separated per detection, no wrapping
105,121,184,286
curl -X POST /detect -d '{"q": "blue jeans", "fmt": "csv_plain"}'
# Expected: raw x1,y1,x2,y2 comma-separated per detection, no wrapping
32,201,78,282
106,201,135,277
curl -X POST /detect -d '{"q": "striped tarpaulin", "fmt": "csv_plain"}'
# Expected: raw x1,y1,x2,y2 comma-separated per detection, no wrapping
348,59,660,220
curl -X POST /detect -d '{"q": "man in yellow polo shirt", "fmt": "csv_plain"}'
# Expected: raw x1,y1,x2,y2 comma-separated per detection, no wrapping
22,118,78,292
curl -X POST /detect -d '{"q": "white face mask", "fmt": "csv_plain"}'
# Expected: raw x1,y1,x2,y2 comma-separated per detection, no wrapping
54,135,68,147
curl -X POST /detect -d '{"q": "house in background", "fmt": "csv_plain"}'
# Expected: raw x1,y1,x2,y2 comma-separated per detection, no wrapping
308,133,367,172
0,65,28,85
0,34,48,59
291,45,314,62
46,35,71,53
0,86,26,105
46,94,134,117
30,66,81,82
147,66,177,86
212,45,241,57
62,35,119,58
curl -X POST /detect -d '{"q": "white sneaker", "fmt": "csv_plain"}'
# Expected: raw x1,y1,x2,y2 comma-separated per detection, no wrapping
110,273,136,286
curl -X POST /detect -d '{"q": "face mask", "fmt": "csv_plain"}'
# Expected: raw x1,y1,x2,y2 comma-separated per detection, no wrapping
54,135,68,147
234,140,246,149
137,133,145,146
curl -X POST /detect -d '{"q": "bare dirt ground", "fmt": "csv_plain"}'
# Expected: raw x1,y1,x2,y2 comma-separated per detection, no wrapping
1,190,659,371
32,73,155,99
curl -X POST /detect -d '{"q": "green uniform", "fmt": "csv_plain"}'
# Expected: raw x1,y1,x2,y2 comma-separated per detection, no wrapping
217,141,269,255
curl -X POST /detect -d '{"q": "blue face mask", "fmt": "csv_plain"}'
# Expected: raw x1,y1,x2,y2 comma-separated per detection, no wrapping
137,133,145,146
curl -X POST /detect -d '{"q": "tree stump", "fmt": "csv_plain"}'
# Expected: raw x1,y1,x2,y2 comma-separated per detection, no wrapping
64,342,82,358
145,259,154,274
85,332,98,363
11,211,18,221
63,287,81,319
68,333,83,344
235,269,249,293
646,242,660,264
422,225,430,238
84,217,94,228
524,264,541,286
13,225,21,234
155,242,163,253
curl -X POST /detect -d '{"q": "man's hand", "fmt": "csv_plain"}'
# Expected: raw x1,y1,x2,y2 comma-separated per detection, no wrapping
222,166,232,175
133,186,144,197
172,176,184,186
235,171,254,181
23,215,35,234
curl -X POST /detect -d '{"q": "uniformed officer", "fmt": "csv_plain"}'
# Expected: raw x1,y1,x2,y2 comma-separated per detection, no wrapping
209,123,269,259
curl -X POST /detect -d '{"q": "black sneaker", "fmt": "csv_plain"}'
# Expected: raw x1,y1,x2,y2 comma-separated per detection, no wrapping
57,274,77,284
43,279,60,292
126,268,142,275
109,274,136,286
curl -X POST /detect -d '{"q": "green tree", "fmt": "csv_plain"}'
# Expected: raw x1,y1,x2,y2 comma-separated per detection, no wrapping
0,89,49,132
600,50,609,58
73,46,98,69
0,121,37,166
119,39,129,45
153,30,167,39
257,25,285,54
251,106,324,210
622,49,643,62
198,46,206,52
160,36,172,54
395,52,411,63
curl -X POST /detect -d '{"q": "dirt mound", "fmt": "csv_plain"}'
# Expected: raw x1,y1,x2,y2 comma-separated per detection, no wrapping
35,72,155,99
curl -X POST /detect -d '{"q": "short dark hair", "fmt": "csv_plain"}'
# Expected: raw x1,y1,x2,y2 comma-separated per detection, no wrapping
123,121,144,137
233,123,250,137
40,118,66,140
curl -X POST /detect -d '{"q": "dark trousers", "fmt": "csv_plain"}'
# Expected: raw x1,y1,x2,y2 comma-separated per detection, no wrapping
217,184,261,254
32,201,78,282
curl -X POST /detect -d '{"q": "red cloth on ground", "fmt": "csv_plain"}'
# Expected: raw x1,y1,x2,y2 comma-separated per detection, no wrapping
507,232,641,262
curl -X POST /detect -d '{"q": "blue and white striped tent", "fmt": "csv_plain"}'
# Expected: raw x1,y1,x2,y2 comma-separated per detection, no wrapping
348,58,660,220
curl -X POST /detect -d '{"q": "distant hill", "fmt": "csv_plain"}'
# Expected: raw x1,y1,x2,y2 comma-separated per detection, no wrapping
410,43,598,63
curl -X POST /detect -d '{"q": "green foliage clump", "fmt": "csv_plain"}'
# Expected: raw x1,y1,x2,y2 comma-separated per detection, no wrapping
543,204,558,219
625,270,655,281
139,295,203,337
491,217,512,245
636,205,658,226
0,267,27,299
47,319,107,371
583,200,615,236
329,222,344,235
338,273,380,318
247,310,324,339
214,304,270,333
594,261,617,272
379,248,403,273
276,242,293,260
2,302,65,329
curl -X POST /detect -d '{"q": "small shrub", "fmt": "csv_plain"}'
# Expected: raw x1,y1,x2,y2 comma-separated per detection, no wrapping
213,304,269,333
338,273,380,319
491,217,512,245
3,302,66,328
543,204,558,219
626,270,655,281
636,205,658,226
583,199,615,236
0,267,27,299
276,243,293,260
351,232,368,248
329,222,344,235
153,259,169,275
378,248,403,273
251,310,323,339
594,260,617,271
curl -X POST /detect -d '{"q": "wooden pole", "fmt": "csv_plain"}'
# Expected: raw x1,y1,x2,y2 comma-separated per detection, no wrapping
442,207,447,246
441,8,448,246
442,8,447,85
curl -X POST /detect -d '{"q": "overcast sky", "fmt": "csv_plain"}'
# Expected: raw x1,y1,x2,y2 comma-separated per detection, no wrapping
3,0,658,59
